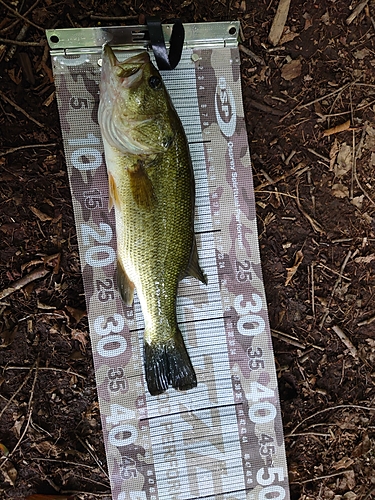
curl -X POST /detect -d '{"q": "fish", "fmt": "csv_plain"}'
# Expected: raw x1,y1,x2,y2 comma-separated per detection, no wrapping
98,45,206,396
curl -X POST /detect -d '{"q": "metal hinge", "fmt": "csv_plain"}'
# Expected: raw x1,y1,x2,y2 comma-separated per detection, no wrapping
46,21,239,55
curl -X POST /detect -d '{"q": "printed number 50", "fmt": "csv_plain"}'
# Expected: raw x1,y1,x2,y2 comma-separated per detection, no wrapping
257,467,286,500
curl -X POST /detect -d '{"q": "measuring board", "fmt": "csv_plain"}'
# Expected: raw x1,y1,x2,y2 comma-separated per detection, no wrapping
47,22,290,500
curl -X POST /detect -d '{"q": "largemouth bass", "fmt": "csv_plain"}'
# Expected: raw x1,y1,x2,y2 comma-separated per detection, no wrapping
98,45,206,395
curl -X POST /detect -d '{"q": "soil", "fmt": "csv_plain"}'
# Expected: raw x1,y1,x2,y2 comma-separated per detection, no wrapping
1,1,375,499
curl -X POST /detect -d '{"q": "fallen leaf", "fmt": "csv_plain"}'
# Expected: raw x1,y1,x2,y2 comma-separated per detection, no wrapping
268,0,292,46
354,254,375,264
71,329,89,351
333,456,354,470
12,416,25,438
7,67,22,85
0,443,9,456
1,460,17,486
323,119,351,137
30,206,53,222
335,143,352,178
352,433,371,457
32,440,61,458
351,195,364,209
66,305,87,323
0,325,18,348
37,300,56,310
332,183,349,198
338,469,356,491
285,250,304,286
303,12,313,30
354,48,370,60
43,252,61,274
281,59,302,81
279,30,300,44
321,11,330,25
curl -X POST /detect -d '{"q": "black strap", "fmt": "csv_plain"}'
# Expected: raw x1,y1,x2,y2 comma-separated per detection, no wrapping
146,17,184,70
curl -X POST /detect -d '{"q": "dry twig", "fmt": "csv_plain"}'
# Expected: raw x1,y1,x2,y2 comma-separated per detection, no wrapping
331,325,358,357
0,361,37,419
300,81,356,109
291,469,354,485
0,0,44,32
358,315,375,326
0,90,44,128
247,98,284,116
255,162,308,191
239,44,265,65
0,0,42,34
346,0,369,25
289,403,375,435
0,266,49,300
0,37,44,47
307,148,330,163
76,435,109,479
0,358,40,471
90,14,138,21
0,142,57,155
271,329,305,349
1,365,86,380
319,250,353,328
268,0,291,46
295,181,324,234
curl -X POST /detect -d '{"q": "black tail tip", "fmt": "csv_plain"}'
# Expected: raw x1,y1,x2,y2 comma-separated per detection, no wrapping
144,339,197,396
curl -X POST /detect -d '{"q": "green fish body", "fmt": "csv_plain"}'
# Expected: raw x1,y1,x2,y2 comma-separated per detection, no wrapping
98,46,206,395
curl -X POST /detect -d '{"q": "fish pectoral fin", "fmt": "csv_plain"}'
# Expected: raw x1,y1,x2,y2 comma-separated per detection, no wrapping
128,160,156,210
117,259,135,306
144,330,197,396
184,236,207,284
108,172,121,212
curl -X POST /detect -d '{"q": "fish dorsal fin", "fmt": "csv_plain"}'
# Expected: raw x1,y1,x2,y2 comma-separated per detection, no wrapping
128,160,156,210
117,259,135,306
184,236,207,284
108,172,121,212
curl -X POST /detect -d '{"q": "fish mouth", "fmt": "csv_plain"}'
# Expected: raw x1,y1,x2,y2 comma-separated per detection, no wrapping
103,45,150,89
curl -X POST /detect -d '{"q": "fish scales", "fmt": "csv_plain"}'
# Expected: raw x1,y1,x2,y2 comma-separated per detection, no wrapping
98,45,206,395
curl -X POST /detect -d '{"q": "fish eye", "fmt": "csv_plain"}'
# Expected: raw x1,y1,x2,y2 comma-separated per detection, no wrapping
148,76,162,90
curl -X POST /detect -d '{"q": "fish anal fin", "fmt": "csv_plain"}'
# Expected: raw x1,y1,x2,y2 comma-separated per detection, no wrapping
108,172,120,212
144,330,197,396
184,236,207,284
128,160,156,210
117,259,134,306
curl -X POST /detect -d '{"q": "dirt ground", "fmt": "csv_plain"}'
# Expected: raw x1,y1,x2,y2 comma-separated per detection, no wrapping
1,1,375,499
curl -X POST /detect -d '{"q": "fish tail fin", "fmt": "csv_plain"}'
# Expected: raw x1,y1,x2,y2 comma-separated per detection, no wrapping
144,330,197,396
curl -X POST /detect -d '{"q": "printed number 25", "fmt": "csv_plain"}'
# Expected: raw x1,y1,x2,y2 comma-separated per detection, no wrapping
236,260,251,282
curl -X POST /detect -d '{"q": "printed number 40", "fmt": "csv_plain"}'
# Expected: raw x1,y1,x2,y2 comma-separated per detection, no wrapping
106,404,138,448
247,382,276,425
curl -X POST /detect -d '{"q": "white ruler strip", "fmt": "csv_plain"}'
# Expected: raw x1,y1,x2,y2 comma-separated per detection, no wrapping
50,30,290,500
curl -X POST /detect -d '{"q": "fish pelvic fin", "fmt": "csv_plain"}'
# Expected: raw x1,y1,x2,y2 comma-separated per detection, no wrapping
128,160,156,210
108,172,120,212
144,330,197,396
183,236,207,285
117,259,135,306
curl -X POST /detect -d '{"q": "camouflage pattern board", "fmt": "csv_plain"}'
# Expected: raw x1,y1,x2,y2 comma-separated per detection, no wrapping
47,22,290,500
